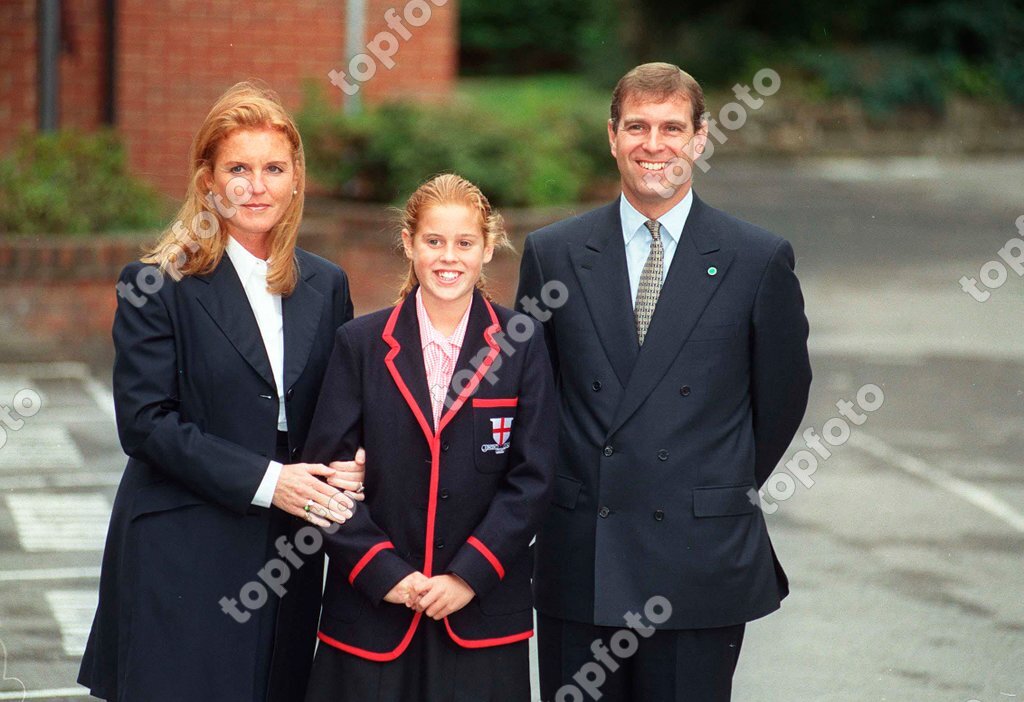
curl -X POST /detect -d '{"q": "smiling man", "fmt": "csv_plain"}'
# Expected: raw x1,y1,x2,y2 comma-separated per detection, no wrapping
516,63,812,701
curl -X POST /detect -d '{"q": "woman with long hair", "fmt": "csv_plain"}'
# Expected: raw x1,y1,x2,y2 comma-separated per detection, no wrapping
79,81,362,702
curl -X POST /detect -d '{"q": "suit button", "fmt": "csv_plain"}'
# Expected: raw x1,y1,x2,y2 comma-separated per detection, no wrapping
441,442,450,452
440,489,450,500
435,539,445,550
654,510,665,521
680,386,691,396
603,446,614,457
598,506,610,518
290,446,300,460
286,387,295,400
657,449,669,461
592,380,602,392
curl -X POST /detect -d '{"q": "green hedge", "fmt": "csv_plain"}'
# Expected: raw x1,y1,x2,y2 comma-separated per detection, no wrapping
299,79,614,207
0,130,164,234
459,0,619,77
793,46,949,118
459,0,1024,114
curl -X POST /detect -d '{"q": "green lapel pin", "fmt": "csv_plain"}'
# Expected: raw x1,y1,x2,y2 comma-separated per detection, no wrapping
707,266,718,276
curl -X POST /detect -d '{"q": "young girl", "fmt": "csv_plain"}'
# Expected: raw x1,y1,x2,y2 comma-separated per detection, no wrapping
303,174,556,701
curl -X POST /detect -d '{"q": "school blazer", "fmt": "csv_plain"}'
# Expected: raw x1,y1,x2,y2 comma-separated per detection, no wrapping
517,194,812,630
304,289,557,661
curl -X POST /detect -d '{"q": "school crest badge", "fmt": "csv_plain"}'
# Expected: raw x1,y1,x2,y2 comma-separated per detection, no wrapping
481,417,513,454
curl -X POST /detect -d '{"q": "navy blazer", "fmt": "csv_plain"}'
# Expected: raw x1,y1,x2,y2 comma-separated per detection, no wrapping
517,194,812,629
304,289,556,660
79,249,352,702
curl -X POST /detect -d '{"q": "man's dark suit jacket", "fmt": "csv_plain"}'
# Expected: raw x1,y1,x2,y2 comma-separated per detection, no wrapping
79,249,352,701
516,193,811,629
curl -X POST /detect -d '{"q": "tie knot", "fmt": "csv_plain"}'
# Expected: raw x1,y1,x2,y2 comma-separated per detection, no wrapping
644,219,662,241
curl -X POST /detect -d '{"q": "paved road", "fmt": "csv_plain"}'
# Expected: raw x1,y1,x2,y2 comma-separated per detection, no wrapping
0,363,118,701
0,157,1021,701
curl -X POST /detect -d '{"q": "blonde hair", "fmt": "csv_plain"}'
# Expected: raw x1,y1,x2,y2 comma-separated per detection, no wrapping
396,174,512,301
142,80,305,295
610,62,706,132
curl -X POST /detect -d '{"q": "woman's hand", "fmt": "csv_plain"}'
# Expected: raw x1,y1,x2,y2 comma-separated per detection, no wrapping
272,463,355,527
326,447,367,502
412,574,475,619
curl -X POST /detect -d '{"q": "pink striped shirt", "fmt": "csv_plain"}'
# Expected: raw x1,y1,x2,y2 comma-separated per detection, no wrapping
416,288,471,429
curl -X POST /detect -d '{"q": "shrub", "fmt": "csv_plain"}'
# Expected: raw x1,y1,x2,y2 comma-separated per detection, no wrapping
0,130,164,234
795,46,948,118
299,80,615,207
460,0,613,75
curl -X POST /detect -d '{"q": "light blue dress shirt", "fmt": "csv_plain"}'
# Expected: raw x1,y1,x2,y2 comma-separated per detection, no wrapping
619,190,694,307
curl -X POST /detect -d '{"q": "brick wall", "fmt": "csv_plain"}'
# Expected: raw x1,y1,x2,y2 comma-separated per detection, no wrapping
0,199,569,361
117,0,457,197
359,0,458,103
0,0,36,154
61,0,107,132
0,0,458,197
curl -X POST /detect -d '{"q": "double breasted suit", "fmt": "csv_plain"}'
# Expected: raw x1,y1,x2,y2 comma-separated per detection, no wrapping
516,194,811,630
79,250,353,701
304,289,556,660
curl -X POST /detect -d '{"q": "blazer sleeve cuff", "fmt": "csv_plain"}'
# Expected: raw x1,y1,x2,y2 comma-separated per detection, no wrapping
250,461,282,508
348,541,416,604
447,536,504,598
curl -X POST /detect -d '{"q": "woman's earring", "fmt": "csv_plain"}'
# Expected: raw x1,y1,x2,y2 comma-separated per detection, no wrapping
293,189,298,195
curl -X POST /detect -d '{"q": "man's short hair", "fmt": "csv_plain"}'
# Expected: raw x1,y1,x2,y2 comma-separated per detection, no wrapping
610,62,705,131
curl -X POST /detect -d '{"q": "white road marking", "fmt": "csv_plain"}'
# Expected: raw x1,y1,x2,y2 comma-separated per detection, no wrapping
78,374,115,424
5,494,110,552
851,432,1024,533
0,363,91,378
0,688,90,700
44,590,98,657
801,156,946,182
0,425,84,471
0,361,115,422
803,269,1024,362
0,377,45,408
0,567,101,583
0,471,123,491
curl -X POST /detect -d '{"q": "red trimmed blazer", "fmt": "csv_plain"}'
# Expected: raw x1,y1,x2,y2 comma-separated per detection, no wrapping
304,288,557,660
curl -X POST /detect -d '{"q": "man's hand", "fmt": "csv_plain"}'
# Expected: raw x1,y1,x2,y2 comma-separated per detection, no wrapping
384,571,430,606
327,447,367,502
413,574,475,620
272,463,354,527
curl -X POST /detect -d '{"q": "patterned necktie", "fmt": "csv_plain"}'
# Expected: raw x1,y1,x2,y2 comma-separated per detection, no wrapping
634,219,664,345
